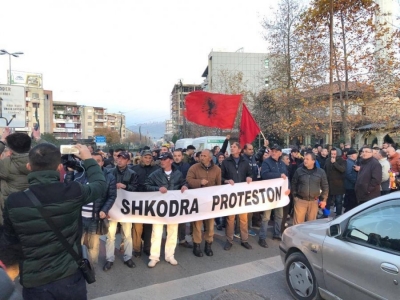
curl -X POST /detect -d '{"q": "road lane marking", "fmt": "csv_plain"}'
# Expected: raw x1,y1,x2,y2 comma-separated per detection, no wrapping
92,255,283,300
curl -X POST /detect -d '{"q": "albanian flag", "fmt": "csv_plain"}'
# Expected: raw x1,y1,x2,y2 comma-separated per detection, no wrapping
184,91,241,129
239,103,260,147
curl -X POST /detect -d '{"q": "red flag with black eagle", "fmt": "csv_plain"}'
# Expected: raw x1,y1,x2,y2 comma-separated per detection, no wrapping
183,91,241,129
239,103,260,147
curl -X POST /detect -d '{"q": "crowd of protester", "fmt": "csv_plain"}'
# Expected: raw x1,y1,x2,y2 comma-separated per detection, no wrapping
1,128,400,299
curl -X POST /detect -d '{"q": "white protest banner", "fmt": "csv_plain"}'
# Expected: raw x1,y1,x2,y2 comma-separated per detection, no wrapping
108,178,289,224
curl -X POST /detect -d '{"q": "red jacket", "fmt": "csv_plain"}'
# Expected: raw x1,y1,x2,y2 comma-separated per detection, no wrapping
388,152,400,173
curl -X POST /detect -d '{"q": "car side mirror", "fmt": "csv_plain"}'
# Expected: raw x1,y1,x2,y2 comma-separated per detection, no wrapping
328,224,341,237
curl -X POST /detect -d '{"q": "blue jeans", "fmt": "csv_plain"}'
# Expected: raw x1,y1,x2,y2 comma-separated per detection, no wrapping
259,207,283,240
329,194,343,216
23,270,86,300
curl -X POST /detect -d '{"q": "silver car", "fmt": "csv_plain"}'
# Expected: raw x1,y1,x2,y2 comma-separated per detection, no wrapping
280,192,400,300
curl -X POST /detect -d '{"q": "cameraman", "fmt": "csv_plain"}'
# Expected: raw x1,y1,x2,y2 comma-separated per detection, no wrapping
3,143,105,300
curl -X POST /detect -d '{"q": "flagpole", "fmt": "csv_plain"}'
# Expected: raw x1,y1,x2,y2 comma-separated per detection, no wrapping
260,131,266,140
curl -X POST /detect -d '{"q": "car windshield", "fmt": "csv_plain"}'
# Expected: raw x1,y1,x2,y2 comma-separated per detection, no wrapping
345,200,400,253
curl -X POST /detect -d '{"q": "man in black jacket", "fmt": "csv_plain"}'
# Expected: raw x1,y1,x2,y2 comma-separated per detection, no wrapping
292,153,329,225
241,143,259,237
105,151,139,270
172,149,193,248
146,152,188,268
324,148,346,216
3,143,105,300
259,145,290,247
221,142,253,251
131,150,159,258
355,146,382,204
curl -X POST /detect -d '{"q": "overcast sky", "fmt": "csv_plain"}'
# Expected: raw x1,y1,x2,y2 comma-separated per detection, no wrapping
0,0,283,127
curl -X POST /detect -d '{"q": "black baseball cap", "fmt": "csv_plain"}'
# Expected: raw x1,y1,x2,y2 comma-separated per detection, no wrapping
159,152,173,160
270,144,282,151
117,151,130,160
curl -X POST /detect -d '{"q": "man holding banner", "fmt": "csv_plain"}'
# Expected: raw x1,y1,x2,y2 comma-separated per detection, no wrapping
259,145,290,248
145,152,188,268
186,149,221,257
221,142,253,251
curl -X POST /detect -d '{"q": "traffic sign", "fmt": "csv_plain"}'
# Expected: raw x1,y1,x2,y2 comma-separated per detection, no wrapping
95,136,106,145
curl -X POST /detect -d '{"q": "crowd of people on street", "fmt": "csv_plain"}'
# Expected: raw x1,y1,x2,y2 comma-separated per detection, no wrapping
1,129,400,299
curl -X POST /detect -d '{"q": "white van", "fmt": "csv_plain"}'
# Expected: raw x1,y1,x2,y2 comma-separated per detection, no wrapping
175,138,194,150
191,136,230,154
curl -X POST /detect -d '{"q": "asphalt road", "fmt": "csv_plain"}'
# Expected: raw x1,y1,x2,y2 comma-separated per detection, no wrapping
87,225,293,300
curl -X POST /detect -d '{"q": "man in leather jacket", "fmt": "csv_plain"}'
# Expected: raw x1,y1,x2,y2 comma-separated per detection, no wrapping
145,152,188,268
292,153,329,225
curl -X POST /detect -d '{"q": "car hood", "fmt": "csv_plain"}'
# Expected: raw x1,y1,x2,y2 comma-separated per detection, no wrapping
282,218,332,251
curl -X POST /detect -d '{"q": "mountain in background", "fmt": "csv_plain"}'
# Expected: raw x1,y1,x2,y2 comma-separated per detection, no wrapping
128,122,166,141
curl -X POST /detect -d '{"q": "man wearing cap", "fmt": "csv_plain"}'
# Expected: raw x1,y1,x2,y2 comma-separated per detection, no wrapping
0,128,40,225
131,150,160,258
104,151,139,270
183,145,196,165
145,152,188,268
344,149,358,211
259,145,290,248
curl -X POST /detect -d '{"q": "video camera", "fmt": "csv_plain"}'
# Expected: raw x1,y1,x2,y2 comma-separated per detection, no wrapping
61,154,83,171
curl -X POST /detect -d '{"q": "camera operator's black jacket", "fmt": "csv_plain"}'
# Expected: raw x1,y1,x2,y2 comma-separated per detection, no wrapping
64,167,117,217
145,165,187,191
3,159,105,288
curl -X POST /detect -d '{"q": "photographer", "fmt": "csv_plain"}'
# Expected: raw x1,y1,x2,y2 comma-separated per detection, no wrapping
3,143,105,300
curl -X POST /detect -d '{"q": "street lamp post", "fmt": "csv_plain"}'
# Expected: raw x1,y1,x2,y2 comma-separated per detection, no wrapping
0,49,24,84
118,111,125,142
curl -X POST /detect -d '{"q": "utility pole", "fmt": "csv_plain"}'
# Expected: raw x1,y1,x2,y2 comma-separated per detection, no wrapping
329,0,334,146
179,80,186,138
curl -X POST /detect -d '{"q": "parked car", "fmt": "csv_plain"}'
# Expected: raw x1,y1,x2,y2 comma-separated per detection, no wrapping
280,192,400,300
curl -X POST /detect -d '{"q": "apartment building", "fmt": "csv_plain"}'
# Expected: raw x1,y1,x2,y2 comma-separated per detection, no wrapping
170,83,202,136
53,101,82,139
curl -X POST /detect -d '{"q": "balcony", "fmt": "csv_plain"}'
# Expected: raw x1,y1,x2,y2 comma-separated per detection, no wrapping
53,128,82,133
53,119,81,123
95,119,107,122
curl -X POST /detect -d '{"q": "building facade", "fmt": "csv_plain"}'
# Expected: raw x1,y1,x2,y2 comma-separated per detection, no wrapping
201,50,270,94
170,83,202,136
53,101,82,140
106,112,126,141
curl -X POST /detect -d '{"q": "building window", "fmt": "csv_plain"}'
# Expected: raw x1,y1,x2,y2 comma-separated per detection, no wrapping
265,77,270,86
88,122,92,126
264,59,269,68
32,93,39,99
88,115,92,119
